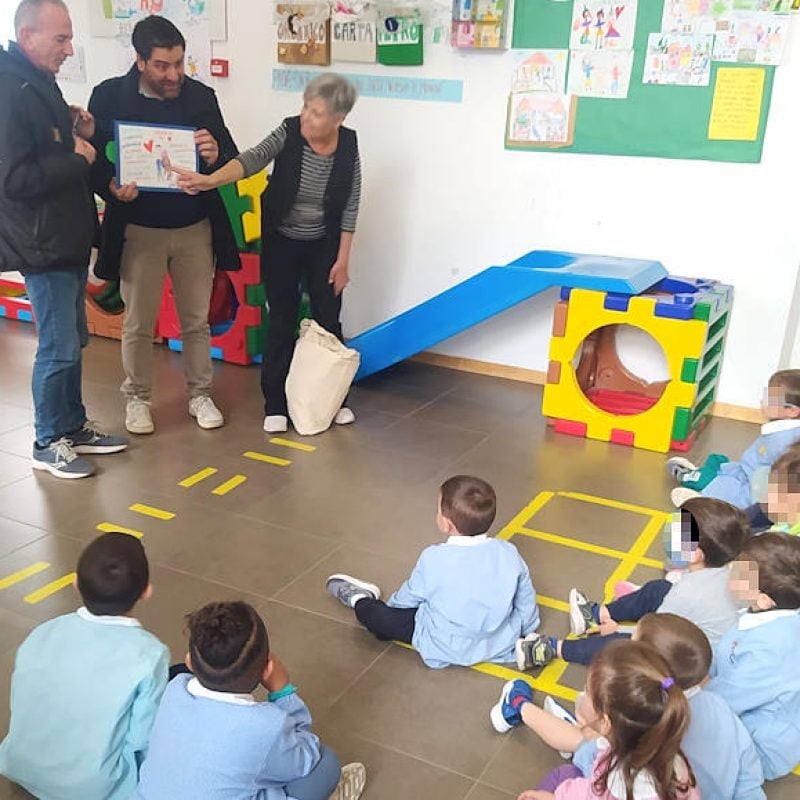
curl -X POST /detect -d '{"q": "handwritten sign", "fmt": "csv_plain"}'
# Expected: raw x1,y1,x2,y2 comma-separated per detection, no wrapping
708,67,765,142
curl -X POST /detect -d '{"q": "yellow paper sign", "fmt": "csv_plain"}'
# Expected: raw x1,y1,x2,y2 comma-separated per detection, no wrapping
708,67,765,142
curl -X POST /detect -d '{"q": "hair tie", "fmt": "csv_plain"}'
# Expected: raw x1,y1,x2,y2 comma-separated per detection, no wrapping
661,677,675,690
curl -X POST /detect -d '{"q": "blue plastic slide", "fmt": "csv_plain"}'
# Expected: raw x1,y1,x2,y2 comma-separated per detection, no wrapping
348,250,667,381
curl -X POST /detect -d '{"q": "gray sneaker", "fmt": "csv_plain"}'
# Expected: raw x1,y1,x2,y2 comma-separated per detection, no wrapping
67,421,129,454
326,574,381,608
32,438,95,479
330,762,366,800
515,633,557,670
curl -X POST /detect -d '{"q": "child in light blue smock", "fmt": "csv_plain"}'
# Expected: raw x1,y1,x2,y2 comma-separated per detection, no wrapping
326,475,540,668
0,533,169,800
708,532,800,780
668,369,800,508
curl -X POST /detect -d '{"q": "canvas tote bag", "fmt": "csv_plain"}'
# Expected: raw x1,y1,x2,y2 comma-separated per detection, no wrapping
286,319,361,435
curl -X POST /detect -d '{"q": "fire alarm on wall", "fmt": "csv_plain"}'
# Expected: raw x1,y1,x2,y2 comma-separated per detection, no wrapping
210,59,229,77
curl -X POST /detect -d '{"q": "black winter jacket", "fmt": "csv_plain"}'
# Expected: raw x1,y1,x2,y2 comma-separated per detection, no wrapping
88,66,241,280
0,44,95,274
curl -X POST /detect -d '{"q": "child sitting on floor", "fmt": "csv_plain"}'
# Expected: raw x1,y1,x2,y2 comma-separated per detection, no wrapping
491,614,765,800
512,640,699,800
751,444,800,535
668,369,800,508
515,497,749,669
708,532,800,780
135,601,366,800
326,475,540,668
0,533,169,800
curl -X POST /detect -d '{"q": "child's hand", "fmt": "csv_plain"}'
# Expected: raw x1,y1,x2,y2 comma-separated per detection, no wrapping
262,654,290,692
599,619,620,636
518,791,555,800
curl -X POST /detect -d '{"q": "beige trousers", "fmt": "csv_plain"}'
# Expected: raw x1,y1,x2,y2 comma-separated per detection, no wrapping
119,219,214,401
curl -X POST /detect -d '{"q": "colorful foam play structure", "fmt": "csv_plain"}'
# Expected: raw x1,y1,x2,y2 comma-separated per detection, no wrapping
542,277,733,453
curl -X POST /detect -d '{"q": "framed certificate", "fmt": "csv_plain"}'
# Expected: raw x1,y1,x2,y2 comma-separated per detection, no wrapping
114,121,199,192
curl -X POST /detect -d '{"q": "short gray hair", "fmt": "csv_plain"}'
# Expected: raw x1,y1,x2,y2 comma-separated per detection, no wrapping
304,73,357,117
14,0,67,36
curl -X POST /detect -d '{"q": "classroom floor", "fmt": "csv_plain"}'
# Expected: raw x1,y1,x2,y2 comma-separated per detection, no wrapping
0,317,797,800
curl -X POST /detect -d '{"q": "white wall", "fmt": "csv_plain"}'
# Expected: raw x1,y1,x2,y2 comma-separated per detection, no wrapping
53,0,800,408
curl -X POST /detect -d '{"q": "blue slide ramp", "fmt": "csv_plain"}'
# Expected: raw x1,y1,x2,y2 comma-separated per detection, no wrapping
349,250,667,382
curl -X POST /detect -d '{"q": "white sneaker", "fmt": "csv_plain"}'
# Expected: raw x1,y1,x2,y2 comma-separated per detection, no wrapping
666,456,697,481
263,414,288,433
329,762,366,800
189,395,224,430
543,695,578,759
334,407,356,425
126,397,154,435
671,487,701,507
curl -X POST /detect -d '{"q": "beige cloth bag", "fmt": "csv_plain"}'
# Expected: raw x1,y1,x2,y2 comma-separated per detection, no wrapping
286,319,361,435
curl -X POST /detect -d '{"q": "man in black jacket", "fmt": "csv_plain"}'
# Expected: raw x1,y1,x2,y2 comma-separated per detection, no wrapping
0,0,128,479
89,15,240,436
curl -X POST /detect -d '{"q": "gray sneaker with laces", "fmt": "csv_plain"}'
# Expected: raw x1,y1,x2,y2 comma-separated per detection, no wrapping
32,439,95,479
67,421,128,454
325,574,381,608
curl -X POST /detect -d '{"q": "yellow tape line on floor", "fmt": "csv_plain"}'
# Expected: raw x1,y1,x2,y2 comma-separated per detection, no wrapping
129,503,176,521
243,451,292,467
269,437,316,452
179,467,218,488
0,562,50,591
96,523,143,539
24,572,75,604
212,475,248,496
496,492,555,542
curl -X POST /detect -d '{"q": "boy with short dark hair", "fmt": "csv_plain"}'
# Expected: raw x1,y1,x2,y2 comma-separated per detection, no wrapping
135,601,366,800
0,533,168,799
669,369,800,508
326,475,540,668
759,444,800,534
708,532,800,780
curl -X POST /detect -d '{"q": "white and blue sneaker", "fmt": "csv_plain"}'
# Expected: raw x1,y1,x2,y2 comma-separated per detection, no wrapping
67,421,128,454
32,439,95,479
326,574,381,608
490,679,534,733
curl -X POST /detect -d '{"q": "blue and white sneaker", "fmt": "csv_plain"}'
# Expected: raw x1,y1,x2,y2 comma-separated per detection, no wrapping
67,421,129,454
32,439,95,479
490,679,534,733
326,574,381,608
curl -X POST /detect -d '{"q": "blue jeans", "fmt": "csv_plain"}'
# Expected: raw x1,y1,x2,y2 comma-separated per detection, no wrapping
23,267,88,446
285,744,341,800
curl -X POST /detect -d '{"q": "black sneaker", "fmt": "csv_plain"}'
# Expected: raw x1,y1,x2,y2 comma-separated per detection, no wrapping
67,422,129,454
32,439,95,479
515,633,557,670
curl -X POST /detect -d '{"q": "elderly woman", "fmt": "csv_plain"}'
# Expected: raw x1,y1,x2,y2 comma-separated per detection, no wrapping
174,74,361,433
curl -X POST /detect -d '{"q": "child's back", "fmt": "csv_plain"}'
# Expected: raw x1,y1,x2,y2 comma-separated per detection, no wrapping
0,609,168,800
388,535,539,668
135,673,320,799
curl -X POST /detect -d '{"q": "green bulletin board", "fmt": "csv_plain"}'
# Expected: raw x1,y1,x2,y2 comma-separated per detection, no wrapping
510,0,775,162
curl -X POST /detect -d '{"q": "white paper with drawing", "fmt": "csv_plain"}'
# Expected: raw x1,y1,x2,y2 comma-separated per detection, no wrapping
713,13,788,64
511,51,568,94
507,92,574,144
643,32,713,85
567,49,634,98
570,1,638,50
116,122,198,192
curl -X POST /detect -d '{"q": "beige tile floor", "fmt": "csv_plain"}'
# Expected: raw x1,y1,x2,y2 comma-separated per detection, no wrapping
0,318,798,799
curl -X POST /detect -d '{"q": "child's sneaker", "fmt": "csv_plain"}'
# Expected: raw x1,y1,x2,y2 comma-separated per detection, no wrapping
515,633,557,670
568,588,599,636
666,456,697,481
66,421,129,454
326,574,381,608
543,695,578,758
671,487,702,507
490,679,533,733
329,762,366,800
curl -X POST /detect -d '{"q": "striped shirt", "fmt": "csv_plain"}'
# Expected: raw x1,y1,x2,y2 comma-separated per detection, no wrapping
236,121,361,240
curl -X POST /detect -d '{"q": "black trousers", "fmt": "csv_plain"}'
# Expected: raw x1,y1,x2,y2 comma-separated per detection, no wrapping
355,598,417,644
261,232,343,416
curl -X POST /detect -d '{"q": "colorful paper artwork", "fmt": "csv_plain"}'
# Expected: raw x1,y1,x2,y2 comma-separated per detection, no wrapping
713,14,788,63
452,0,507,49
511,50,568,94
708,65,765,139
661,0,736,34
376,11,423,66
569,1,638,50
643,32,713,85
567,49,634,98
733,1,798,12
506,92,577,147
331,1,377,62
276,4,331,65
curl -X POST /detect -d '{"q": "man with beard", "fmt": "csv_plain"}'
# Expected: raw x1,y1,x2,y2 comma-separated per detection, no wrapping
89,15,240,436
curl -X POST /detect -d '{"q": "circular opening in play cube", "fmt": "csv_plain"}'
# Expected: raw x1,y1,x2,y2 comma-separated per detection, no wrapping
572,324,670,416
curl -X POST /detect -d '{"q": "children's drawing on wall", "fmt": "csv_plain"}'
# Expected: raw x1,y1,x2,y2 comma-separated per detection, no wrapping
511,50,568,94
642,32,713,85
331,1,377,62
376,7,424,65
505,92,576,147
661,0,736,34
713,14,788,63
567,49,634,98
451,0,507,49
276,3,331,65
569,1,638,50
733,0,798,11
